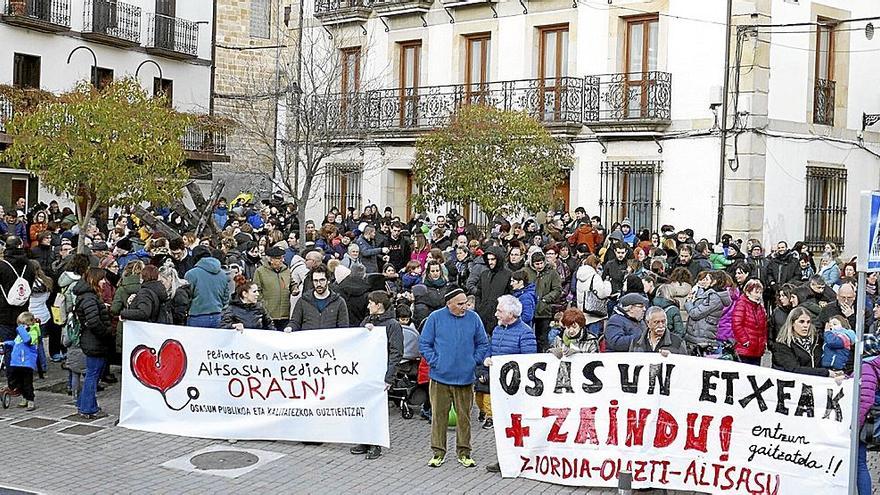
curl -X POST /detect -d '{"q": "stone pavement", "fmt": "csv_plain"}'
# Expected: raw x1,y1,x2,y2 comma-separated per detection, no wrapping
0,360,876,494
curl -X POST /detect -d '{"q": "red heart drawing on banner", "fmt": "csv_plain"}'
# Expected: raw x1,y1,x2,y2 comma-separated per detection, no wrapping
130,339,187,394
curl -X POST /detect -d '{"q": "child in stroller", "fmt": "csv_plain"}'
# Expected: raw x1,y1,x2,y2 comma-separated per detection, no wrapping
1,340,17,408
387,305,426,418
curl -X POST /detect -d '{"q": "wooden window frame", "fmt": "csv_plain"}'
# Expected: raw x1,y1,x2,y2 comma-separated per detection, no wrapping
340,46,361,94
813,18,836,125
624,14,659,118
464,32,491,103
538,24,569,121
815,18,835,83
398,40,421,127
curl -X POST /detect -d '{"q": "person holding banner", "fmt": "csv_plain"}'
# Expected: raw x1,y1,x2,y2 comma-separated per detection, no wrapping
548,307,599,357
771,306,841,378
482,294,538,474
288,265,349,331
220,276,272,331
419,287,489,468
350,290,404,460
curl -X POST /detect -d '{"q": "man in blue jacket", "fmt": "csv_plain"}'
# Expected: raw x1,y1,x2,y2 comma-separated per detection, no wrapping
184,246,231,328
419,287,489,469
605,292,648,352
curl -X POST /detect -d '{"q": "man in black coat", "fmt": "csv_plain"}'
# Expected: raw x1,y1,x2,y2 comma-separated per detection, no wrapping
0,236,37,377
383,221,412,272
767,241,800,294
475,246,511,333
350,290,404,460
603,244,629,295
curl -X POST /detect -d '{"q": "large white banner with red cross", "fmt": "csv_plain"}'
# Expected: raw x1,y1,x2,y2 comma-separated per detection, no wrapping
490,353,850,494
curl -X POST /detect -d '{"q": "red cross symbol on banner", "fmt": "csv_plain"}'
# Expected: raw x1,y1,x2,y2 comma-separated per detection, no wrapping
505,413,530,447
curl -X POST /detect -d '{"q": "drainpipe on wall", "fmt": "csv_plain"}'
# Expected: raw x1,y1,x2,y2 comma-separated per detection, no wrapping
209,0,218,115
715,0,734,243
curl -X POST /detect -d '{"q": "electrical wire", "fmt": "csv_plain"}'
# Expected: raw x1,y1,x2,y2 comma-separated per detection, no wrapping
754,38,880,54
579,0,727,26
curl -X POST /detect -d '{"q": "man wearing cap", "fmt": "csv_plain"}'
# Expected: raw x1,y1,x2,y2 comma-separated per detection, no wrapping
794,275,835,315
89,241,111,269
419,287,489,469
254,246,293,331
184,246,230,328
605,292,648,352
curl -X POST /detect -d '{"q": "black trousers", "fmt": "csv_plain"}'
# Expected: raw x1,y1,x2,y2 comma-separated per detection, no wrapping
8,366,34,401
534,318,551,352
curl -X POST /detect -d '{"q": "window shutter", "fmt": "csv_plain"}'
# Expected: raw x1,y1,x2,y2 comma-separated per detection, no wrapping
250,0,270,39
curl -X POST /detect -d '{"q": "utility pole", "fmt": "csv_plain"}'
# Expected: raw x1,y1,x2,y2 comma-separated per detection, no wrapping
715,0,734,243
292,0,305,240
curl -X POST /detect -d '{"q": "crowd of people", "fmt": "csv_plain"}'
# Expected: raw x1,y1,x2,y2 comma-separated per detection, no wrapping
0,195,878,492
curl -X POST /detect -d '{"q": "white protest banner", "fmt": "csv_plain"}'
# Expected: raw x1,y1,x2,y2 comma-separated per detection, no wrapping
490,353,850,494
119,321,390,447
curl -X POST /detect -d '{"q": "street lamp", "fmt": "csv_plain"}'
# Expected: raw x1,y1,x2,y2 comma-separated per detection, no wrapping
66,46,98,87
135,59,164,82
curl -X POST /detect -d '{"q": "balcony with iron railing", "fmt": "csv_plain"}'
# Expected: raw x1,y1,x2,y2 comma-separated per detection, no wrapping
314,0,370,25
587,71,672,132
311,73,675,139
82,0,141,47
1,0,70,32
813,78,835,126
146,12,198,60
181,120,230,162
319,77,591,137
371,0,433,17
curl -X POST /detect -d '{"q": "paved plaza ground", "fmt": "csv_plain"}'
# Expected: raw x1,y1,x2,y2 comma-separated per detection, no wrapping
0,360,876,494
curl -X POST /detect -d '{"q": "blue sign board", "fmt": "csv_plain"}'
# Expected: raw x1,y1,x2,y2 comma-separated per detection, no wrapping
859,191,880,272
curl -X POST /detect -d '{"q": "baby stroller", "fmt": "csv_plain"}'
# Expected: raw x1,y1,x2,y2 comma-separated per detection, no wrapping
387,325,427,419
388,359,426,419
1,342,18,409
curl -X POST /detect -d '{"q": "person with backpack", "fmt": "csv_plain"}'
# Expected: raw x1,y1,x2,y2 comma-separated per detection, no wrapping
574,255,611,336
73,267,113,419
0,236,36,387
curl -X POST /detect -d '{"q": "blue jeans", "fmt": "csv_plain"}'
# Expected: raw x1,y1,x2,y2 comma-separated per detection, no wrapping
77,356,105,415
187,313,220,328
858,442,871,495
36,335,47,373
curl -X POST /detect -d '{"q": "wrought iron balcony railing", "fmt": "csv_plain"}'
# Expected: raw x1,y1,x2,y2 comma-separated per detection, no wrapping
314,0,370,20
813,78,835,126
589,71,671,123
146,12,198,58
0,96,12,134
1,0,70,30
342,77,590,132
181,122,228,155
82,0,141,45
